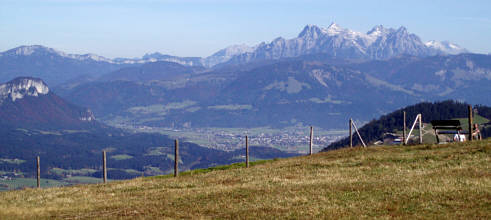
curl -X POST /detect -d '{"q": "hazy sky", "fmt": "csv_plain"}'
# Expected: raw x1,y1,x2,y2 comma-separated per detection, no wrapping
1,0,490,58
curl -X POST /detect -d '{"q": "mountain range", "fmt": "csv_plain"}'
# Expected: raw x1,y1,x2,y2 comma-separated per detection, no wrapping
221,24,466,66
0,23,467,86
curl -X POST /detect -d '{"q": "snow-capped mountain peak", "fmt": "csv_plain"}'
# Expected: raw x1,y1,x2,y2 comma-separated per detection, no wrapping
7,45,61,56
202,44,255,67
367,25,393,37
70,53,113,62
325,23,368,42
425,40,468,55
298,24,328,39
12,45,44,56
326,22,346,36
397,26,408,33
218,44,256,55
4,45,115,63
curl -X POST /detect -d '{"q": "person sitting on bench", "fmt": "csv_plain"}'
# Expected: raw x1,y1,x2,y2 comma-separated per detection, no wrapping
472,123,482,140
453,129,466,142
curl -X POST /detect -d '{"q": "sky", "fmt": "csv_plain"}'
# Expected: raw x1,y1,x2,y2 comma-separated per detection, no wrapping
1,0,490,58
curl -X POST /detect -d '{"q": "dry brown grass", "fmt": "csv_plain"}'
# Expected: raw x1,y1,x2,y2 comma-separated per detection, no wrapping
0,140,490,219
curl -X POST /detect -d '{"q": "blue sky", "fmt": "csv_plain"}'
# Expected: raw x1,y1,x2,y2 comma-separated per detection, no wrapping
1,0,490,58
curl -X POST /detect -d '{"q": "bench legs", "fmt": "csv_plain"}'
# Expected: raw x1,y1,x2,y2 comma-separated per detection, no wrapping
434,129,440,144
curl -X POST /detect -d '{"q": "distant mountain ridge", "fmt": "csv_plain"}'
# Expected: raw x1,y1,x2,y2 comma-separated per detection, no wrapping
0,23,467,71
0,46,129,86
98,61,205,82
1,45,114,63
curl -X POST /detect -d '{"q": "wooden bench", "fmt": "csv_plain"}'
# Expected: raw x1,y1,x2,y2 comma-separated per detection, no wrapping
431,120,464,143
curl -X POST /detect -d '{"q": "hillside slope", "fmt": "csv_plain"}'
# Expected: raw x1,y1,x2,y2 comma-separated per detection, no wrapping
0,140,489,219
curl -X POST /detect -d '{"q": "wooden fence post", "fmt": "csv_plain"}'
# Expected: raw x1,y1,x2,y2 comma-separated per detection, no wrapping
351,120,367,148
403,111,406,145
349,118,353,148
36,156,40,189
405,114,421,145
174,139,179,177
246,136,249,168
419,114,423,144
102,151,107,183
309,126,313,155
468,105,473,141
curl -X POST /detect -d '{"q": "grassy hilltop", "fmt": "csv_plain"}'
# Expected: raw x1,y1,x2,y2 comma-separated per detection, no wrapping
0,140,490,219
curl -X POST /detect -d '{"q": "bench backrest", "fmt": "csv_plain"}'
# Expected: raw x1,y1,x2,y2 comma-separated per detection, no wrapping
431,120,462,130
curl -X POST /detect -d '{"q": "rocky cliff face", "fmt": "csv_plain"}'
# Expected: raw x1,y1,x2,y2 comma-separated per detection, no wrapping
0,77,97,129
0,77,50,104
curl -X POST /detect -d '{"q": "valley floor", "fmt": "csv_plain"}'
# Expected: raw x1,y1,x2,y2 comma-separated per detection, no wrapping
105,123,346,153
0,140,490,219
